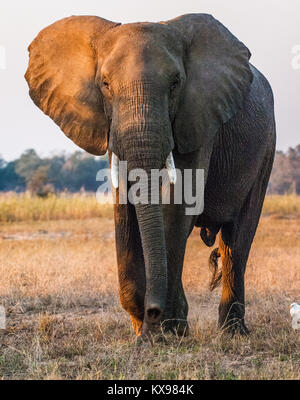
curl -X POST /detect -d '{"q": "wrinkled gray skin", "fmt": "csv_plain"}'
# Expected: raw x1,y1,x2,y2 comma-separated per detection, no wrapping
25,14,276,339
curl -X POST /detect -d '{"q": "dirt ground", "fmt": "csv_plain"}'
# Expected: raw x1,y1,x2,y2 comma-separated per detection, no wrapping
0,215,299,379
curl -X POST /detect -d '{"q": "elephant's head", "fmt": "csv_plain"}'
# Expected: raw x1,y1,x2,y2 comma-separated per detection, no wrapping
25,14,252,332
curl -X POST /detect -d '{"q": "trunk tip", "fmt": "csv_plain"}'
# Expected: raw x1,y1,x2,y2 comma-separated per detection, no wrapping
146,304,162,325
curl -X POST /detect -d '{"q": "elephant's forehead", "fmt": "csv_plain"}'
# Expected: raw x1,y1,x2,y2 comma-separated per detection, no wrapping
113,21,173,37
98,23,184,81
101,22,183,54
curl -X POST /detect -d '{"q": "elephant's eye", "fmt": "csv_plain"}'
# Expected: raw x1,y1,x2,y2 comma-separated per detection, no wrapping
102,80,110,90
170,77,180,92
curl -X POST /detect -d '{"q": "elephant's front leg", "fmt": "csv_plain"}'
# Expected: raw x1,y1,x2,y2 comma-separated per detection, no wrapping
114,203,146,335
162,204,194,336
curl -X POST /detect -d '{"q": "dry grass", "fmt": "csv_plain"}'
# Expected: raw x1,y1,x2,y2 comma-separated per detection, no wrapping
263,194,300,216
0,197,299,379
0,193,299,223
0,192,113,222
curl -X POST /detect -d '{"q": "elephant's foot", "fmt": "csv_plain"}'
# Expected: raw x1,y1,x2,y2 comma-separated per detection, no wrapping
162,319,189,337
219,301,249,336
233,320,250,336
167,290,189,336
160,292,189,337
162,307,189,337
135,330,167,346
219,313,249,336
136,320,189,346
221,318,250,337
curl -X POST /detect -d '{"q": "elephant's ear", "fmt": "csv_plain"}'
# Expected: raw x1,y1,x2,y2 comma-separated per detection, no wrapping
25,16,120,155
164,14,253,154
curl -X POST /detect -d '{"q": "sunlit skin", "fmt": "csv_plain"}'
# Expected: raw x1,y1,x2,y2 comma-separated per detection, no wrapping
25,14,276,340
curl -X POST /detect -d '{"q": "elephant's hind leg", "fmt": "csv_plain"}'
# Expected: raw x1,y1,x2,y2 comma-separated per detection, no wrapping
218,152,274,335
218,225,250,335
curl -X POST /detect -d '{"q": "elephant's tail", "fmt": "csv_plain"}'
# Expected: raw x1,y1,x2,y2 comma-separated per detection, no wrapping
209,247,222,291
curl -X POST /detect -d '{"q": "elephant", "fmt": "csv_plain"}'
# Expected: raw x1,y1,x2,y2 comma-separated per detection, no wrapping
25,13,276,339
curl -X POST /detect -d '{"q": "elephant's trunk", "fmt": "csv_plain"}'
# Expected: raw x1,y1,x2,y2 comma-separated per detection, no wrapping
109,81,174,329
126,136,168,326
135,202,167,325
111,151,176,189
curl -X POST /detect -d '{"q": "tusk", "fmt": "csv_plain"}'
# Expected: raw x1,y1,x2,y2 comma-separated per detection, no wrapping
165,151,177,184
111,152,119,189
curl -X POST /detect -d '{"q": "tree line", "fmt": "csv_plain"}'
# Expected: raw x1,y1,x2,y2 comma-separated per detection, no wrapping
0,149,109,195
0,145,299,195
268,145,300,194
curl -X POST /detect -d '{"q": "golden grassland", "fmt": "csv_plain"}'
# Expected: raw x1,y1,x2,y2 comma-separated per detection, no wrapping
0,192,300,222
0,192,113,222
0,194,299,379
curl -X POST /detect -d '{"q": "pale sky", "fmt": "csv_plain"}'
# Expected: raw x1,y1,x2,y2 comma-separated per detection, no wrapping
0,0,299,161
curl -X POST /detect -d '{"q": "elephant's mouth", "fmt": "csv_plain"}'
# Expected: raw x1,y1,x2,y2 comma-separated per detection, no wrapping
110,151,177,189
